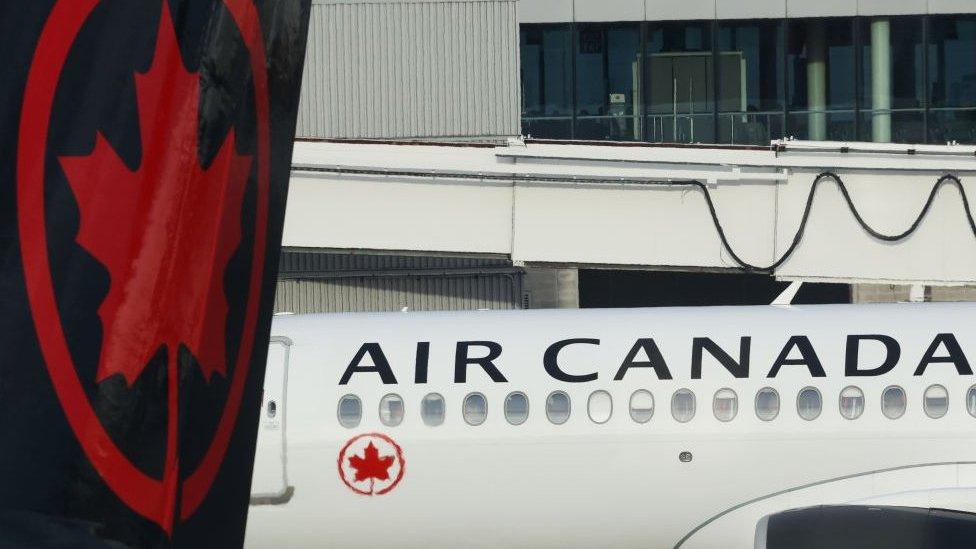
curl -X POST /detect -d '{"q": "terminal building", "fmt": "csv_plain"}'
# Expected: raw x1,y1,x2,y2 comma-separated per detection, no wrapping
518,6,976,145
274,0,976,314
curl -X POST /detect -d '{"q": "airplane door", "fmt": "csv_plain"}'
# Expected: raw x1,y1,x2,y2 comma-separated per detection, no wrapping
250,336,292,503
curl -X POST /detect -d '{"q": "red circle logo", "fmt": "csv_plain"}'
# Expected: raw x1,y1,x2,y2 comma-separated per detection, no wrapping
16,0,272,534
338,433,406,496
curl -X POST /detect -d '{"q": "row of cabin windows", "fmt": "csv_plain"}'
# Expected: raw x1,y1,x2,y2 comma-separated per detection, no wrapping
336,385,976,428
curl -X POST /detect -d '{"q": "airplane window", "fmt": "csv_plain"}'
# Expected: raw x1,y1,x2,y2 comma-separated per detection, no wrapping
712,388,738,422
587,390,613,424
463,392,488,426
379,393,404,427
796,387,822,420
671,389,696,423
923,384,949,419
968,385,976,418
629,390,654,423
421,393,446,426
881,386,906,420
505,391,529,425
839,386,865,420
755,387,780,421
337,394,362,428
546,391,571,425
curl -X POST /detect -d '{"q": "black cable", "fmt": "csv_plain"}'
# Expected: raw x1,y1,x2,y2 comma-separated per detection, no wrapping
695,172,975,272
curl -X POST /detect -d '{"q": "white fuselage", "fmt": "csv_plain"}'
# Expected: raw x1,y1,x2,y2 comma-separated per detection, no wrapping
244,303,976,548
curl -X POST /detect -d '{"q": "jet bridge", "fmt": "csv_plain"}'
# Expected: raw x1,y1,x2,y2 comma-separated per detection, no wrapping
285,138,976,286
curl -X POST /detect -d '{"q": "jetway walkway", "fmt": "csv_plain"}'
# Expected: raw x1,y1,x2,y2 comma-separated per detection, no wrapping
284,138,976,285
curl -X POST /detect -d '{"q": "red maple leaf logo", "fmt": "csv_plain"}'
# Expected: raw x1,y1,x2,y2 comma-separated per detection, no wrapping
59,3,252,386
348,442,396,483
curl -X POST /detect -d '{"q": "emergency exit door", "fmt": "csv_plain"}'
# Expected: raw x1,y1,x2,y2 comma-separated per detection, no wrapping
250,336,291,503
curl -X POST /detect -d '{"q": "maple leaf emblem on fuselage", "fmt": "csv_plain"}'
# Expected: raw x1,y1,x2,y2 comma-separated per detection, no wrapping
348,442,396,483
59,4,252,385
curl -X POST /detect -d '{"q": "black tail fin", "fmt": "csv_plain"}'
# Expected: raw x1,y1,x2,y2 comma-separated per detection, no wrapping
0,1,311,545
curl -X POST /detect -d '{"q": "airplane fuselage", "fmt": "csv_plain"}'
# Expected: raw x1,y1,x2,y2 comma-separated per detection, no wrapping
244,303,976,548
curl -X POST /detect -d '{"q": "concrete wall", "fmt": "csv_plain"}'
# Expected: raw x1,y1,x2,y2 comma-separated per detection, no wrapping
522,268,580,308
851,284,913,303
852,284,976,303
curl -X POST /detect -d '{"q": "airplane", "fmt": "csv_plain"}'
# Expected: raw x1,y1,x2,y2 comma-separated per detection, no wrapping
244,302,976,548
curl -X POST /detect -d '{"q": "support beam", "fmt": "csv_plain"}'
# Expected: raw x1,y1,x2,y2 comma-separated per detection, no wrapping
807,20,828,141
871,18,892,143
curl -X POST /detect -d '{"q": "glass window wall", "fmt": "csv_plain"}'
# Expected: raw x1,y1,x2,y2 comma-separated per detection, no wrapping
929,16,976,109
575,24,641,140
718,19,784,145
519,16,976,146
787,18,856,141
644,21,714,143
928,16,976,144
520,25,573,138
858,17,925,143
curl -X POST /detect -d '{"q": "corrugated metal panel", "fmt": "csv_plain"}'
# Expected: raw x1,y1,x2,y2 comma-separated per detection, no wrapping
273,275,522,313
274,250,523,312
296,0,520,139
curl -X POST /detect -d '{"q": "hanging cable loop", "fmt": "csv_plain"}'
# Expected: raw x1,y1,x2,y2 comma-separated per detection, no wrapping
695,172,973,272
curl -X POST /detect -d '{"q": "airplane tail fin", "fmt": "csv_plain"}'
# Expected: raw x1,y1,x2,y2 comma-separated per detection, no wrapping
0,1,311,545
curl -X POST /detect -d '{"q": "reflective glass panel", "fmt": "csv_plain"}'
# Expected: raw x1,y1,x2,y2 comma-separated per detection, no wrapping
645,21,713,115
967,385,976,418
755,387,780,421
520,26,573,117
645,21,714,144
576,24,640,117
522,117,573,140
857,17,925,144
671,389,696,423
719,112,784,146
881,386,906,420
788,18,855,111
924,384,949,419
797,387,822,421
505,391,529,425
839,386,865,420
546,391,571,425
587,390,613,424
859,17,925,111
787,111,856,142
379,393,404,427
929,109,976,145
575,116,638,141
338,394,362,428
858,110,925,144
718,19,784,113
421,393,446,426
644,114,715,144
629,390,654,423
462,392,488,426
928,16,976,109
787,18,855,141
713,388,738,422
